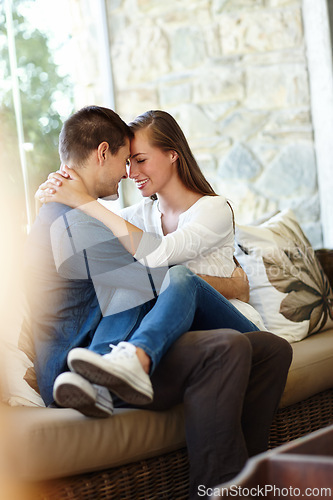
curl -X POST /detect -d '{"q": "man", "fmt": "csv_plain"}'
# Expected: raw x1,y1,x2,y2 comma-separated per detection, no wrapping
26,106,292,498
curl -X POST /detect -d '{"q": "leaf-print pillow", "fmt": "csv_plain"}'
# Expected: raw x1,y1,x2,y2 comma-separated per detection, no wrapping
235,210,333,342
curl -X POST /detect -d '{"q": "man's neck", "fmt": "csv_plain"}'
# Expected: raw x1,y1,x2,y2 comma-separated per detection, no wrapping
66,164,97,199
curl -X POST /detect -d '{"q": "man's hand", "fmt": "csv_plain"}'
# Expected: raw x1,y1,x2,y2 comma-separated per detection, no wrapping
230,266,250,302
197,266,250,303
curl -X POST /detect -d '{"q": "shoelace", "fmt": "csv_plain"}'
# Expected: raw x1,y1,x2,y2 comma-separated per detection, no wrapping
93,384,112,403
107,342,136,359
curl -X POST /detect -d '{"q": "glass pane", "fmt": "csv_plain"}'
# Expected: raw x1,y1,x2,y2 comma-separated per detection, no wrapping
0,0,74,230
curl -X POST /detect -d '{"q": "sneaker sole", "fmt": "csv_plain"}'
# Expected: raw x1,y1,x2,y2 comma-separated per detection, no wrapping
54,380,113,418
68,351,153,405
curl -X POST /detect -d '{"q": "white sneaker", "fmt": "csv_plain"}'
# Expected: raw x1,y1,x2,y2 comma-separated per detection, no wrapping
67,343,153,405
53,372,114,418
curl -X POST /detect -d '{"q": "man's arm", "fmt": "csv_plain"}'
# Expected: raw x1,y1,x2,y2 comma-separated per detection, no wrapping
197,266,250,303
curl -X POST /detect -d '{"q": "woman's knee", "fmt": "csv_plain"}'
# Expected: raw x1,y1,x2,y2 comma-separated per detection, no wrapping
167,265,195,287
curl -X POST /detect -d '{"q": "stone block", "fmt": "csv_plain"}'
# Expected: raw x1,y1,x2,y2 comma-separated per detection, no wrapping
111,24,170,85
266,0,301,7
262,109,312,132
279,193,321,223
159,82,192,107
191,136,232,154
212,0,229,13
107,13,127,42
218,142,262,180
258,109,313,142
255,143,317,199
212,0,264,13
107,0,123,10
214,179,279,225
203,23,222,58
193,66,244,103
301,222,323,250
249,142,281,165
172,103,221,138
243,47,306,66
203,101,239,122
219,8,303,55
136,0,167,12
170,27,206,70
258,129,314,143
196,154,217,175
245,63,310,109
219,109,268,141
137,0,211,14
116,87,159,122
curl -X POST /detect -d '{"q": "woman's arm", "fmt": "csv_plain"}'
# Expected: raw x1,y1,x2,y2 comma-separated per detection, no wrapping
38,168,248,301
198,267,250,303
37,167,144,255
38,167,234,268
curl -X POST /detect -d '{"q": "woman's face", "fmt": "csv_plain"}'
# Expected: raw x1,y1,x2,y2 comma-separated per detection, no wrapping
129,128,178,197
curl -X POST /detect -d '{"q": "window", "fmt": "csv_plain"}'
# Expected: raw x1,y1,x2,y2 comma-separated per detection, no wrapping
1,0,74,231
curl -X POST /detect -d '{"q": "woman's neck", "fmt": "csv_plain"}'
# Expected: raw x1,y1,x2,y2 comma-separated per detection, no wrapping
157,183,203,217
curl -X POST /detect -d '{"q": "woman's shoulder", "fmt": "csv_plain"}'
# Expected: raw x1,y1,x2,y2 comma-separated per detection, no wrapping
181,194,234,235
201,194,228,207
187,194,230,217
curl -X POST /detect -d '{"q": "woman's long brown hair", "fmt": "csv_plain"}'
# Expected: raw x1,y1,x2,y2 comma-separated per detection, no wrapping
129,110,235,228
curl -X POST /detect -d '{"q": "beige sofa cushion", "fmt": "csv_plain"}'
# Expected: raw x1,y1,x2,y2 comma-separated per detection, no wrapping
1,404,185,481
280,328,333,408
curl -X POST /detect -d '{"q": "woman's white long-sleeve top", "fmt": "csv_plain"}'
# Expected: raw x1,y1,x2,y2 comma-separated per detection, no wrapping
120,195,236,277
119,195,266,330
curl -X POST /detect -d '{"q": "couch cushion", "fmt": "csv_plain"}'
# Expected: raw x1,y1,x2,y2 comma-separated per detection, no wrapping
280,328,333,408
1,404,185,481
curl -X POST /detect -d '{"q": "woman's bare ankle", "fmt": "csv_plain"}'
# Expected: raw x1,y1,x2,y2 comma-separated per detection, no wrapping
135,347,151,374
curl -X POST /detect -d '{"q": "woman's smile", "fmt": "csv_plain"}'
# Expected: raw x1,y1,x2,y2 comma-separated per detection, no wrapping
135,178,150,190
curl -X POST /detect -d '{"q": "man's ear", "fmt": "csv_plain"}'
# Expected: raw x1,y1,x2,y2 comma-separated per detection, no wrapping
97,142,109,164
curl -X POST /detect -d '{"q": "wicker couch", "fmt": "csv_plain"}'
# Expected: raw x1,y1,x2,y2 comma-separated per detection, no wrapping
1,250,333,500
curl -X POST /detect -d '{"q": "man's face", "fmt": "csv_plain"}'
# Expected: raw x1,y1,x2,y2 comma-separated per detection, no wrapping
97,139,130,199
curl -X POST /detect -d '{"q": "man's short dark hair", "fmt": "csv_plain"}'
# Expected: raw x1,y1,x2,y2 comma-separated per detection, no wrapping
59,106,133,166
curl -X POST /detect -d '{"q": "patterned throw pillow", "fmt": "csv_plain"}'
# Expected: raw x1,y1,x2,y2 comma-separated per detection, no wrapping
235,209,333,342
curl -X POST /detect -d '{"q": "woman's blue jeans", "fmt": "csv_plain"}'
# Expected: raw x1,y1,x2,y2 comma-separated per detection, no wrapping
90,265,259,371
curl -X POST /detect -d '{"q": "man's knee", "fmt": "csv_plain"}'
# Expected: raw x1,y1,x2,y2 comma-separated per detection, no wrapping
151,329,253,408
175,329,252,367
245,330,293,372
269,333,293,371
221,329,253,363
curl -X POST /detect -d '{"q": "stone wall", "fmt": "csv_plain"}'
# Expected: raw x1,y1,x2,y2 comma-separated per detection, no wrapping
105,0,321,247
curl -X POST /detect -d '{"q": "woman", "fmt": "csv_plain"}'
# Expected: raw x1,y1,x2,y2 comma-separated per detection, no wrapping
37,109,265,406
